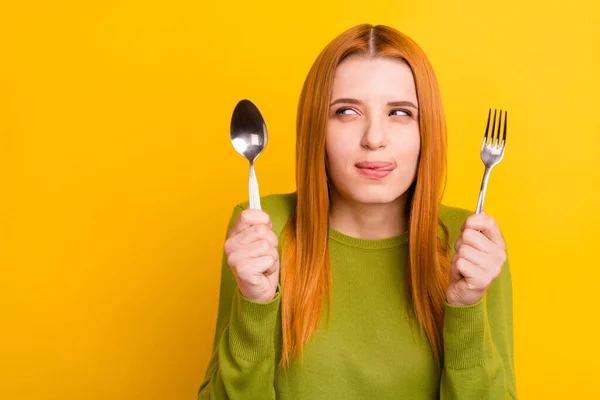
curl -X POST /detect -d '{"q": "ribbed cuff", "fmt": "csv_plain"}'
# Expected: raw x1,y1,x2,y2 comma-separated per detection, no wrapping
443,296,492,369
228,284,281,361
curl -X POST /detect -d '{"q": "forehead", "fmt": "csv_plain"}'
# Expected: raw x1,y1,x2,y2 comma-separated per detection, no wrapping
331,56,417,102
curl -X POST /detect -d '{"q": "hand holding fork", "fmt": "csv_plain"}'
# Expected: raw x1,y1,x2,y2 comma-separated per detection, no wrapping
447,109,509,306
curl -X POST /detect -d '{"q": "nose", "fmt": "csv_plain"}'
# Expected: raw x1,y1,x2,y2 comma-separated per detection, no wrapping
361,118,388,150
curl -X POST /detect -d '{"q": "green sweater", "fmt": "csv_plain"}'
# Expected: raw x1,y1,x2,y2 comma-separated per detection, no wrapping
198,193,517,399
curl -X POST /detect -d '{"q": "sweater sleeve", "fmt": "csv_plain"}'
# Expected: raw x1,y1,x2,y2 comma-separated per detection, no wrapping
439,254,517,399
197,206,280,400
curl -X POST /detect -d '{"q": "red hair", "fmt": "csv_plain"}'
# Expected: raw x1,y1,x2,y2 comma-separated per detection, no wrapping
280,24,451,368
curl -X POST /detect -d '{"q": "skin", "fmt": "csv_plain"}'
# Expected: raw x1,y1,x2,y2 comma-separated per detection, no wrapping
224,210,279,303
224,56,507,305
326,55,420,240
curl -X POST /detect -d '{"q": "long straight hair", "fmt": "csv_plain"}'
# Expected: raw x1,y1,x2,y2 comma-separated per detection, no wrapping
280,24,451,368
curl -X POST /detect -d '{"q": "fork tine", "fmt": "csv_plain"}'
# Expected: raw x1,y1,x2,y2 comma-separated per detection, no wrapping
491,109,497,146
483,108,491,145
494,109,503,147
496,110,505,148
502,111,507,146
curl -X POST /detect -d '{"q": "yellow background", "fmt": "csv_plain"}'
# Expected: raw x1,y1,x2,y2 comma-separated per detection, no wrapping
1,0,598,399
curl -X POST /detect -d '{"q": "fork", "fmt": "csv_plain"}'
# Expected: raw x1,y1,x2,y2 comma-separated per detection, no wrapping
476,109,507,214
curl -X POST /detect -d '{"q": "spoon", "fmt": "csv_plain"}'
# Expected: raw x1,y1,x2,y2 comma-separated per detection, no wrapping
230,99,268,210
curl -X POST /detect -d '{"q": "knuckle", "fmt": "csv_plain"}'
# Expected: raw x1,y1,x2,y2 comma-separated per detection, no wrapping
457,258,467,269
223,239,232,254
493,266,502,278
270,232,279,247
255,224,268,236
270,248,280,261
226,253,237,267
450,256,458,268
250,274,261,286
239,210,251,223
493,252,504,267
463,229,473,241
256,239,270,252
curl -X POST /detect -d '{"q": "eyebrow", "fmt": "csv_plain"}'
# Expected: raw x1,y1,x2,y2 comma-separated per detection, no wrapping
330,98,418,109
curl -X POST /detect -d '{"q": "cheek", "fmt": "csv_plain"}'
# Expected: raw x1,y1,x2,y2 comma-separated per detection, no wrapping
326,119,364,150
407,128,421,159
392,130,421,162
326,132,355,167
325,149,350,179
409,136,421,160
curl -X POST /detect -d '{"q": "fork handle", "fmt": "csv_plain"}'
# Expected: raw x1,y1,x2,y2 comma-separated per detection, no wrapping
476,166,492,215
248,163,262,210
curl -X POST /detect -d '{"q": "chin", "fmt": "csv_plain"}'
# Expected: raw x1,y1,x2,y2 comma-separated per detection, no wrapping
341,185,408,205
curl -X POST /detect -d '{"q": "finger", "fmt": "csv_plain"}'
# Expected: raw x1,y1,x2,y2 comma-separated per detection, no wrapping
227,242,279,268
453,257,486,290
453,236,463,253
456,244,488,267
236,256,276,280
241,243,278,262
263,253,279,277
458,228,496,254
235,224,278,247
450,253,463,282
452,255,475,279
461,214,505,248
228,209,272,238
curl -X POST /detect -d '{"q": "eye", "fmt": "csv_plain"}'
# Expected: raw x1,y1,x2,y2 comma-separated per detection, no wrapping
335,107,358,115
389,109,412,117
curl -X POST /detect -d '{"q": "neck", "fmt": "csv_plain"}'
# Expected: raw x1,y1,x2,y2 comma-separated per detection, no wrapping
328,188,410,240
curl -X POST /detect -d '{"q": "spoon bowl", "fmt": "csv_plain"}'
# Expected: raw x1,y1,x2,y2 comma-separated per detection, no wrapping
230,99,268,210
230,99,268,163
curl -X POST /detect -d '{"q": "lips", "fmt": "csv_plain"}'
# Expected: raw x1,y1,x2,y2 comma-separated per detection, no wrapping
355,161,396,170
355,161,396,179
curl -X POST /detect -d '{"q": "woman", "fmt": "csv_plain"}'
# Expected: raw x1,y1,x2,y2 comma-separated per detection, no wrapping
199,24,516,399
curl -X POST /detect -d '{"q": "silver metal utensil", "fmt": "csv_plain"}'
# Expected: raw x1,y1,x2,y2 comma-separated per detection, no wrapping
230,99,268,210
476,109,507,214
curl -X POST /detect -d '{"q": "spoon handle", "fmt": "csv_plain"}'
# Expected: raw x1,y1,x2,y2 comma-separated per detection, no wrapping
248,163,262,210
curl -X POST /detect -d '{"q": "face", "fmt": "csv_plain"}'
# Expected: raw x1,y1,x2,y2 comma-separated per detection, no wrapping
326,56,421,205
